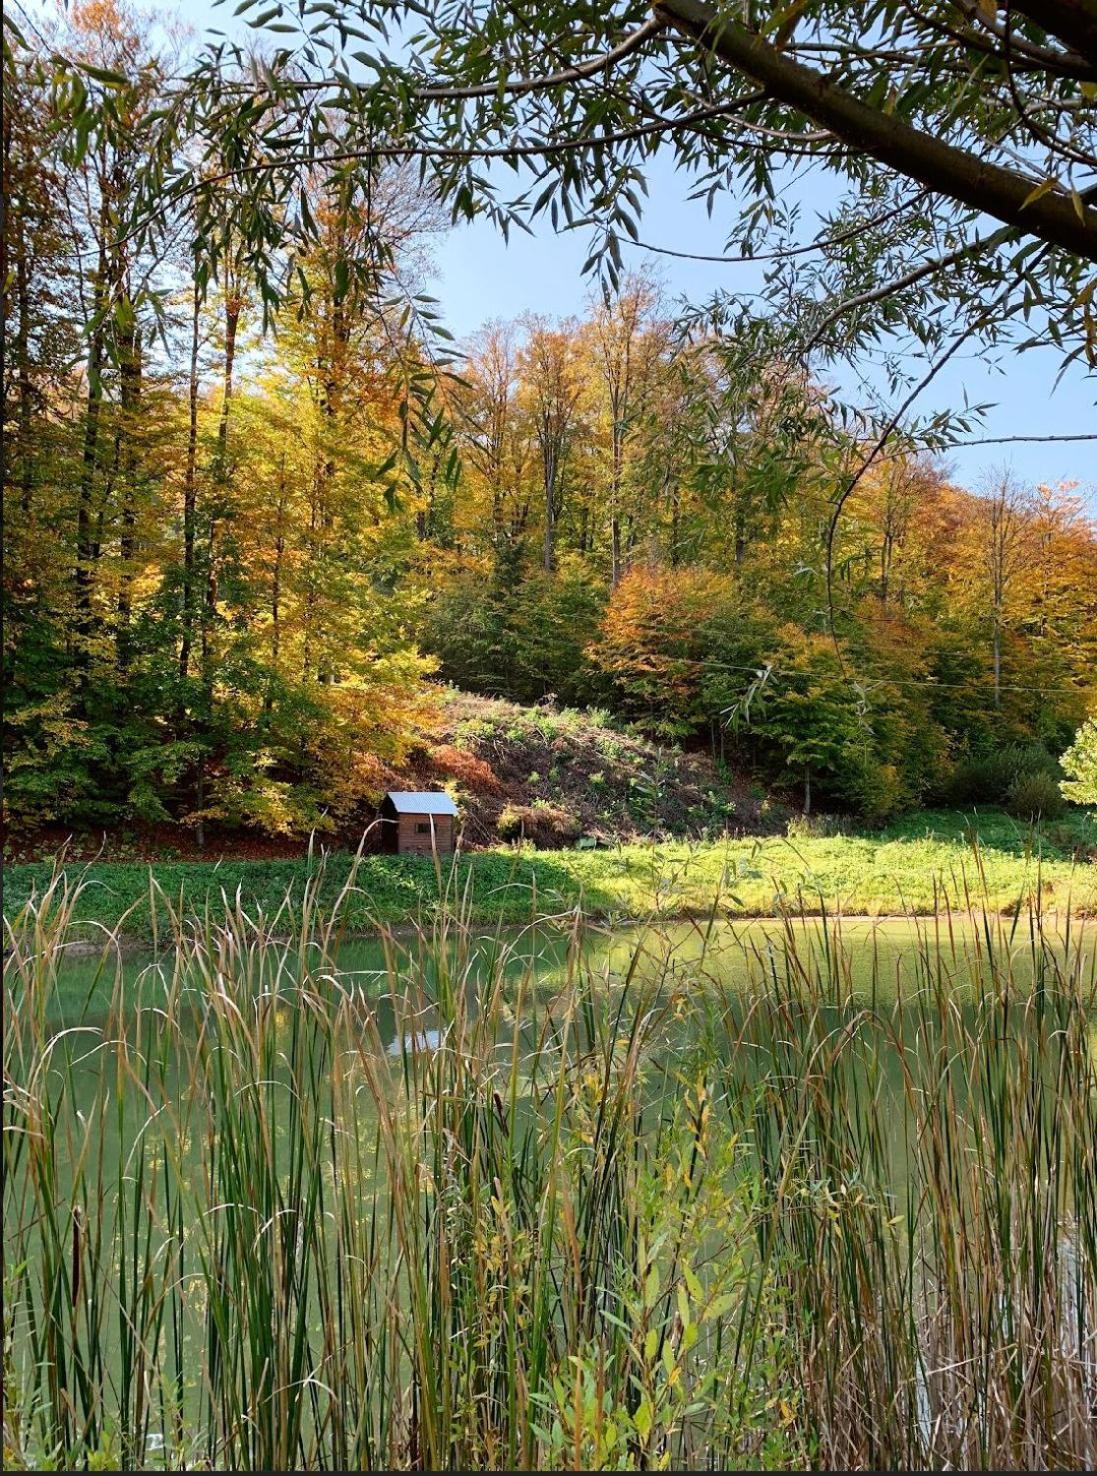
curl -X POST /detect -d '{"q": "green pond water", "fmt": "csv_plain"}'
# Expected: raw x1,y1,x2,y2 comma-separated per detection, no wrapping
6,913,1096,1465
9,916,1096,1182
26,911,1097,1029
11,913,1096,1166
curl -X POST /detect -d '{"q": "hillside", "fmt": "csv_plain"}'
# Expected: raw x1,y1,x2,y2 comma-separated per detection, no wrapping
395,692,777,848
3,692,777,864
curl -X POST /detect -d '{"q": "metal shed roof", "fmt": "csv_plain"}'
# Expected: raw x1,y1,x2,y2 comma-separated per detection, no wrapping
384,791,459,816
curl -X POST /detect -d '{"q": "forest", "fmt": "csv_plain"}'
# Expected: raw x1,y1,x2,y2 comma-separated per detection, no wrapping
6,5,1097,1474
4,2,1096,847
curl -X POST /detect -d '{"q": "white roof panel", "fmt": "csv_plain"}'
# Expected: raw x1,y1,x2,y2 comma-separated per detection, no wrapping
385,791,458,816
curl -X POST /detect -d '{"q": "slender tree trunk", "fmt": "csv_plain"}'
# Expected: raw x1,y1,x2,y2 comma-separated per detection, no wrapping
265,456,287,716
195,287,240,847
880,530,892,605
203,290,240,636
75,242,107,688
179,280,201,683
734,503,747,569
543,449,556,573
610,436,624,584
115,324,142,670
12,194,35,513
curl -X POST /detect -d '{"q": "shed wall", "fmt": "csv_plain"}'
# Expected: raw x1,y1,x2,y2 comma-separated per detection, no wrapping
397,813,454,855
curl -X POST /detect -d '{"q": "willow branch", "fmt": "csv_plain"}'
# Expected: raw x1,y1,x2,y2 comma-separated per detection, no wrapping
804,223,1015,353
655,0,1097,261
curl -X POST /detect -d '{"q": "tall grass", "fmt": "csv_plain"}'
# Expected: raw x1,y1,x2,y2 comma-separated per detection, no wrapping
4,862,1096,1469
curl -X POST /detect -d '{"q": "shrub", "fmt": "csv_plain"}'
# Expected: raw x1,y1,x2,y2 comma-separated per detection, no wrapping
497,801,581,848
786,813,851,839
1060,718,1097,810
1005,771,1065,821
946,742,1059,806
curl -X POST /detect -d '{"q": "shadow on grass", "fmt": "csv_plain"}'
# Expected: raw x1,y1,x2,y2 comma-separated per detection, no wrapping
1,846,620,944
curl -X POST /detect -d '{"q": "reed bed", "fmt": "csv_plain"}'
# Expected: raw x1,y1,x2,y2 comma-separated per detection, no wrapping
3,862,1096,1470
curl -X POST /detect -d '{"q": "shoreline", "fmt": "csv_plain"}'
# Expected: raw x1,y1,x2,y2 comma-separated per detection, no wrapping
31,902,1094,958
6,821,1094,951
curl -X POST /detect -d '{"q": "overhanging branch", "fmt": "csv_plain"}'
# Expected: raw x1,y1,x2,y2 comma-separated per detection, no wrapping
1009,1,1097,67
654,0,1097,262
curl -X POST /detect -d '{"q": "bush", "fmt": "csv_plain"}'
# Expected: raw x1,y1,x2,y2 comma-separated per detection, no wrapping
497,801,582,848
945,742,1059,806
1005,771,1065,821
785,813,851,839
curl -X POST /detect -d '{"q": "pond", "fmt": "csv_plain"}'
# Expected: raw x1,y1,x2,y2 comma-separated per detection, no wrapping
5,910,1097,1470
29,910,1096,1031
13,911,1097,1189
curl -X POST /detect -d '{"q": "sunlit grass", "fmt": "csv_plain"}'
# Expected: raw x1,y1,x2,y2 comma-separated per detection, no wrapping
4,817,1095,945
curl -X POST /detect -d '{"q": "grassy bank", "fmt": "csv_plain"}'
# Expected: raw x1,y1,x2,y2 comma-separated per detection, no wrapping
4,810,1095,941
4,894,1096,1470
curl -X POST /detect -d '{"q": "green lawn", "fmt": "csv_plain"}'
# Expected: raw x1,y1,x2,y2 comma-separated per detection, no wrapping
4,810,1094,942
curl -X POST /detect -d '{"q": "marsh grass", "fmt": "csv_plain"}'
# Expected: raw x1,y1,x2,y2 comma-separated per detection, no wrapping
3,858,1096,1470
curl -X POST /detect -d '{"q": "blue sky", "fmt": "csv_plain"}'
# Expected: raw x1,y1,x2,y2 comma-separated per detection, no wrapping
432,151,1095,500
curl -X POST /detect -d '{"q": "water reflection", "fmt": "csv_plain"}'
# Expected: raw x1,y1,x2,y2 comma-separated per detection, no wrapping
387,1025,446,1056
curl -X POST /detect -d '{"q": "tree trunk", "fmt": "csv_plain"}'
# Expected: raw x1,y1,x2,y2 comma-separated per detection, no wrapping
75,252,106,688
204,289,240,634
266,453,287,715
179,280,201,683
11,186,35,512
543,452,556,573
115,324,142,670
195,287,241,847
734,501,747,569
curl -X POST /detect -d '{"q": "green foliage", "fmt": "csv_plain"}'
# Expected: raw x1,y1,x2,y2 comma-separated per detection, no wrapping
51,0,1095,375
1005,771,1066,822
1060,719,1097,810
422,553,605,707
945,741,1062,807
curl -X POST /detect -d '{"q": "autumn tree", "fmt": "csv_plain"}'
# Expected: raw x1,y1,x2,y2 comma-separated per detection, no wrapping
586,275,674,583
519,317,584,573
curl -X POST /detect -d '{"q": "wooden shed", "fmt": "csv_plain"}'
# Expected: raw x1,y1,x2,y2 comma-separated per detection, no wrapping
379,791,459,855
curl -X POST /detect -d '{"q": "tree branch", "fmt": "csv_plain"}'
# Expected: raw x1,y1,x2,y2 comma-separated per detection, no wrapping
804,223,1015,353
1008,1,1097,67
654,0,1097,261
621,195,926,265
953,0,1097,80
418,15,668,99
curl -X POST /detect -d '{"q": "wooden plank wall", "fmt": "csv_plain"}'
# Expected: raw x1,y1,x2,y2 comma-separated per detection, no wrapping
397,814,454,855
